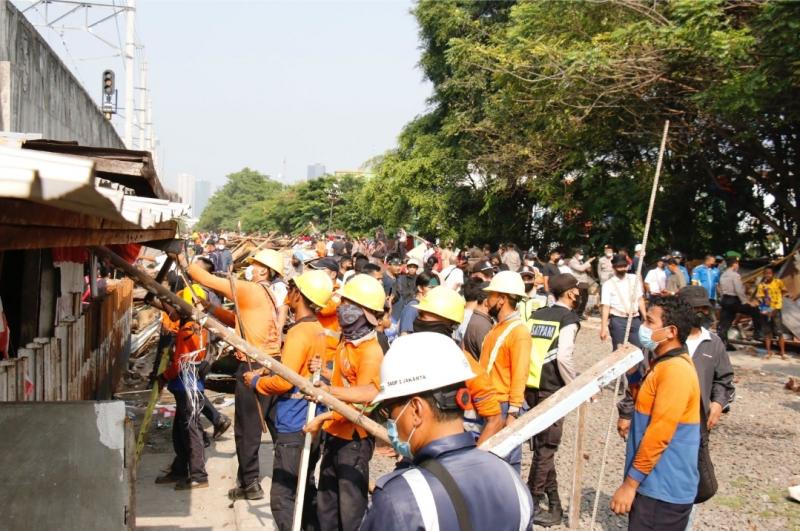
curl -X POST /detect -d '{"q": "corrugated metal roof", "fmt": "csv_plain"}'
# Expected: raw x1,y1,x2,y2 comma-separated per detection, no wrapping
0,144,189,229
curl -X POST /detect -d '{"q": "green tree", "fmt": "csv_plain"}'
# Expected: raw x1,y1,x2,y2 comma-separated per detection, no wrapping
196,168,284,231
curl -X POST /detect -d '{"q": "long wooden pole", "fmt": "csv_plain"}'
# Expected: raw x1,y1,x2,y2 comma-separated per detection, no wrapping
292,368,320,531
93,245,390,443
568,402,588,529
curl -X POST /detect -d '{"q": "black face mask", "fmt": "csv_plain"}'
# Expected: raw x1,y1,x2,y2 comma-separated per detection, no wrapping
695,311,714,330
524,282,535,293
413,318,455,337
337,303,373,342
488,300,502,320
615,270,627,278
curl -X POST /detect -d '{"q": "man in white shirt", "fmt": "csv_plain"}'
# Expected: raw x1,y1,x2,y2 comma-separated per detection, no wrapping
439,255,464,293
643,256,667,297
600,254,647,350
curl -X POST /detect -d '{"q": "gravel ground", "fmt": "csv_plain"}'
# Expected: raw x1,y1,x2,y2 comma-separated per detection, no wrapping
369,317,800,530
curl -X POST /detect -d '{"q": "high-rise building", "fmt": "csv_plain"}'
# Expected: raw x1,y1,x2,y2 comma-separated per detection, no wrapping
307,163,326,180
194,179,211,217
176,173,196,214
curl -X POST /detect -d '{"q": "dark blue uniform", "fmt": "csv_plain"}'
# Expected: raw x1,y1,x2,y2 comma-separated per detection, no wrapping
360,433,533,531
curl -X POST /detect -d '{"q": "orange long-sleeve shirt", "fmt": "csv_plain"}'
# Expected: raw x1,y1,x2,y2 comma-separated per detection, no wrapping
164,322,207,381
464,351,501,417
255,320,326,395
316,295,341,369
323,335,384,440
188,263,281,358
479,316,531,408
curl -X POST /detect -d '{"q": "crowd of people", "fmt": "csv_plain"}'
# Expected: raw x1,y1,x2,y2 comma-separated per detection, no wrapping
147,228,794,531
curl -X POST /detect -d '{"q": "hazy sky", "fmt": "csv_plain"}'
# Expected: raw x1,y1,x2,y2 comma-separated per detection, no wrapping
17,0,432,189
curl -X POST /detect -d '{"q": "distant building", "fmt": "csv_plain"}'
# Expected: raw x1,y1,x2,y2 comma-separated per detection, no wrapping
307,163,326,180
194,179,211,217
176,173,195,215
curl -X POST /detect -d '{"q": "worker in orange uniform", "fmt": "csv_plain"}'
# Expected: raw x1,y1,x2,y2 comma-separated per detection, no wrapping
155,285,209,490
182,250,282,501
243,270,333,531
479,270,533,472
309,258,343,378
412,285,504,445
302,274,386,531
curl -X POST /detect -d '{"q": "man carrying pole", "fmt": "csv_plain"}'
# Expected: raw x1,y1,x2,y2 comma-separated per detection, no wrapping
242,270,333,531
183,250,282,501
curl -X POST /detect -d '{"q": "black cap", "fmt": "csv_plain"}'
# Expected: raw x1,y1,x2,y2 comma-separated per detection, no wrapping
678,285,710,308
611,254,628,267
549,273,578,296
520,265,536,278
472,260,494,274
387,256,403,266
309,257,339,274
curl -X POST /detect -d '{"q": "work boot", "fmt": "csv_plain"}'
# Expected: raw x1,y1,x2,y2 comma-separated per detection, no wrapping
531,494,547,514
228,481,264,501
213,415,232,440
175,478,209,490
154,471,184,484
533,491,563,527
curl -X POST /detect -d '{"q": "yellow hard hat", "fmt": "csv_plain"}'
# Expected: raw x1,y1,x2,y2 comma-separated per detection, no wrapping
294,270,334,308
483,270,527,298
417,286,465,324
339,274,385,312
248,249,284,276
180,283,207,304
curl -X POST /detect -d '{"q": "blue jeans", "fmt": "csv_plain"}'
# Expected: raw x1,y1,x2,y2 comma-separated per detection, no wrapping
609,315,643,351
499,401,524,473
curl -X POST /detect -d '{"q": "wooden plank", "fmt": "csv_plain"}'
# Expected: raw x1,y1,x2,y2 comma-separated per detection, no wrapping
482,344,643,457
17,348,33,401
2,360,17,401
0,225,177,252
568,402,588,529
0,362,7,401
19,251,43,346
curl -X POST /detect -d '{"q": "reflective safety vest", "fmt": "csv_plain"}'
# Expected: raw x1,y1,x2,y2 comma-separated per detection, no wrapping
527,304,580,390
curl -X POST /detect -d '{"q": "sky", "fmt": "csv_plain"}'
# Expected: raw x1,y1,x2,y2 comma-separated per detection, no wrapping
14,0,432,189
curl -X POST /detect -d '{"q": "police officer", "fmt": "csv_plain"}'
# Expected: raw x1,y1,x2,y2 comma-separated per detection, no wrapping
360,332,534,531
717,256,762,350
526,273,580,526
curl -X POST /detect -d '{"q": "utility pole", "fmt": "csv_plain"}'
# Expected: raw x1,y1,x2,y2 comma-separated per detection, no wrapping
124,0,136,148
138,59,147,150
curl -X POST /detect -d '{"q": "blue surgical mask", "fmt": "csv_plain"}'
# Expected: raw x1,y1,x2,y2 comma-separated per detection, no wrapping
638,325,668,351
385,401,417,460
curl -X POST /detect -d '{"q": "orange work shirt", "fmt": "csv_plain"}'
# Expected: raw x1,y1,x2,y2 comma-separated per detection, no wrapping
316,295,341,369
255,320,326,395
164,322,208,381
188,263,281,359
464,351,501,418
323,335,384,440
479,316,532,408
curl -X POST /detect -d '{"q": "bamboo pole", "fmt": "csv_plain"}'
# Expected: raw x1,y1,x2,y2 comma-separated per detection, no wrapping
568,402,588,529
92,245,389,443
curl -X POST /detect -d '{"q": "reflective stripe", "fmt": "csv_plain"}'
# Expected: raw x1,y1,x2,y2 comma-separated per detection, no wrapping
402,469,439,531
323,329,341,340
505,462,532,531
487,320,524,373
543,349,558,363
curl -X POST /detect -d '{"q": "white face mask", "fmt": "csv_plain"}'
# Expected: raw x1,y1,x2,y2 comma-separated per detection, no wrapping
605,251,613,257
216,244,225,250
244,265,255,281
557,259,565,266
577,254,584,261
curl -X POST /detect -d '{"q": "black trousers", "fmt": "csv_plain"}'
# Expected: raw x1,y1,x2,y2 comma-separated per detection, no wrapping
525,389,563,498
234,361,277,487
201,392,221,426
610,315,643,351
271,431,321,531
317,434,374,531
628,492,692,531
576,284,589,316
170,388,208,482
718,295,762,344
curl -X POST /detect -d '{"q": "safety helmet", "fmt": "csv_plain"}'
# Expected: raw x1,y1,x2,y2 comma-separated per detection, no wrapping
248,249,284,276
483,270,527,298
372,332,475,404
293,269,334,308
339,274,385,312
416,286,465,324
179,283,207,304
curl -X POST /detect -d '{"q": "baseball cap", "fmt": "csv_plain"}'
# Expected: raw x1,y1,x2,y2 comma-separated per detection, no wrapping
406,258,422,268
472,260,494,274
634,244,643,252
388,256,403,266
549,273,578,295
611,254,628,267
520,265,536,278
678,285,711,308
309,257,339,274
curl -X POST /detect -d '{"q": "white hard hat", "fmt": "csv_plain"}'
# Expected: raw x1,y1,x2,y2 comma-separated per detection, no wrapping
372,332,475,404
483,270,527,298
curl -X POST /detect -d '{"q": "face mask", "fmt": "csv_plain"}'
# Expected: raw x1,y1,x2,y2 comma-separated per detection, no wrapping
695,311,713,330
386,401,416,459
524,282,535,293
557,259,565,267
638,325,669,351
615,269,627,278
413,318,455,337
337,303,373,342
605,251,613,258
216,244,225,250
244,265,255,281
488,300,502,320
577,254,584,261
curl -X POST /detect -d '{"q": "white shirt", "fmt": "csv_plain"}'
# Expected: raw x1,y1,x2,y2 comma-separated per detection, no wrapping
271,280,289,307
601,274,643,317
644,267,667,293
440,265,464,292
685,327,711,358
